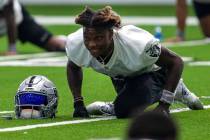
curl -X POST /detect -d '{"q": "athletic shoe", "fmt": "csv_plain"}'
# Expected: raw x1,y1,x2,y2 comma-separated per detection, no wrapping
86,101,115,116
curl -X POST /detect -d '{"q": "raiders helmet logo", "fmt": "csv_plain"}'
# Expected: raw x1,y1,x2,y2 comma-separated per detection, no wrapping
145,44,161,57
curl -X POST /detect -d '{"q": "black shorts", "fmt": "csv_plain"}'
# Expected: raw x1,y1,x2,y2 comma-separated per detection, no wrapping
193,1,210,19
17,5,52,48
111,68,166,118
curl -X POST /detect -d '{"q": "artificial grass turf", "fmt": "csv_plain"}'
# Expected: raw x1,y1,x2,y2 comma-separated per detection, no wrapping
25,5,195,17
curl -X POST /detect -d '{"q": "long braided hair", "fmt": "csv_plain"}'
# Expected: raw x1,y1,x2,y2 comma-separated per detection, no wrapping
75,6,121,28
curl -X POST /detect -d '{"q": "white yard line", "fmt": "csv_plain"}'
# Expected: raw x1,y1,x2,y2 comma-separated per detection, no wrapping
170,105,210,113
0,52,64,61
188,61,210,66
163,38,210,48
0,117,116,132
200,96,210,99
181,57,193,63
0,105,210,132
34,16,199,26
0,56,67,67
0,111,14,114
89,138,121,140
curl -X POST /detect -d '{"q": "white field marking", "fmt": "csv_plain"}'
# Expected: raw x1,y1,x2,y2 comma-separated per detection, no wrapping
181,57,194,63
162,38,210,48
0,52,64,61
0,111,14,114
0,116,116,132
0,56,67,67
89,138,120,140
170,105,210,113
0,105,210,132
34,16,199,26
200,96,210,99
188,61,210,66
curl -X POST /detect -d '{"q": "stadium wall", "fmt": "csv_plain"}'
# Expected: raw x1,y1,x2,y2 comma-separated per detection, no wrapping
19,0,192,5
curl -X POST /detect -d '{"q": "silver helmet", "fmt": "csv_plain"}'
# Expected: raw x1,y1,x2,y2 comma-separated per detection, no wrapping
15,75,58,119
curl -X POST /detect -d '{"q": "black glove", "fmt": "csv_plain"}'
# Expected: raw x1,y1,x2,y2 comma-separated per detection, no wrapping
73,100,89,118
153,101,170,117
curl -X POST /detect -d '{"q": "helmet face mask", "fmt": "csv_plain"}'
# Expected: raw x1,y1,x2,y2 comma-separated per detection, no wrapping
15,75,58,119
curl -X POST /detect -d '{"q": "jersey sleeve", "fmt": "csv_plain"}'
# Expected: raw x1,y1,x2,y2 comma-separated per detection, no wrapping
142,39,161,66
120,25,161,67
65,28,92,67
115,25,161,69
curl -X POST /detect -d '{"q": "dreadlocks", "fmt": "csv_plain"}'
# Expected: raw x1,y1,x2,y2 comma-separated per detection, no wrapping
75,6,121,28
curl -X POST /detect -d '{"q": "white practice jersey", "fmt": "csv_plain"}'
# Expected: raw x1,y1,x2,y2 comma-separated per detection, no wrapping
0,0,23,36
65,25,161,77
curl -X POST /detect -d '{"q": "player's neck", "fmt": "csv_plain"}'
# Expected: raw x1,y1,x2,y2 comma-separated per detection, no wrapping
97,41,114,65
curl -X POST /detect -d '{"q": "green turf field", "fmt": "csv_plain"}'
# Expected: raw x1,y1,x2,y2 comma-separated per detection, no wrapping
25,5,196,16
0,5,210,140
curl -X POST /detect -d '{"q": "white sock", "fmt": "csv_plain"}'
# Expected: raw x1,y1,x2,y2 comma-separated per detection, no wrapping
175,78,191,100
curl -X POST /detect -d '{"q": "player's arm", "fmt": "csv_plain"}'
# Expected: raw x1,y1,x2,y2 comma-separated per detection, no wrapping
67,60,89,118
154,46,184,115
2,0,17,55
156,46,184,93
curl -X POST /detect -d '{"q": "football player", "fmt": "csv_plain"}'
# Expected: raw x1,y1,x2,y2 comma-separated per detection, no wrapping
65,6,203,118
0,0,66,55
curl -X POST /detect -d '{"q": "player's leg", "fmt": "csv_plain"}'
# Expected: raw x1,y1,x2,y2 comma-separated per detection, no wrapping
45,35,67,52
199,16,210,37
87,71,204,117
113,73,162,118
174,79,204,110
193,1,210,37
87,69,166,118
86,76,125,116
17,5,66,52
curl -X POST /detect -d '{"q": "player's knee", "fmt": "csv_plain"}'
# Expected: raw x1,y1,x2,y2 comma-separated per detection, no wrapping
114,95,148,118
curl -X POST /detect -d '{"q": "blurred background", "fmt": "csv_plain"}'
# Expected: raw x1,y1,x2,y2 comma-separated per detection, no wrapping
19,0,190,5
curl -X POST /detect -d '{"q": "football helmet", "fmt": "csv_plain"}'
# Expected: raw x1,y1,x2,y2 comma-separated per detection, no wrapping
15,75,58,119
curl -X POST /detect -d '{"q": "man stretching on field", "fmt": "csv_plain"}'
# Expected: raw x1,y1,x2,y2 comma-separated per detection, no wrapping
65,6,203,118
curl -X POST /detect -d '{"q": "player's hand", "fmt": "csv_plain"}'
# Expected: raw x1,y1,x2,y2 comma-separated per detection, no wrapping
153,101,170,116
73,100,89,118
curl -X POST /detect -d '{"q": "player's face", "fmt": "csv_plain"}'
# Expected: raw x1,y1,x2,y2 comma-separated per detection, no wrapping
83,27,113,57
